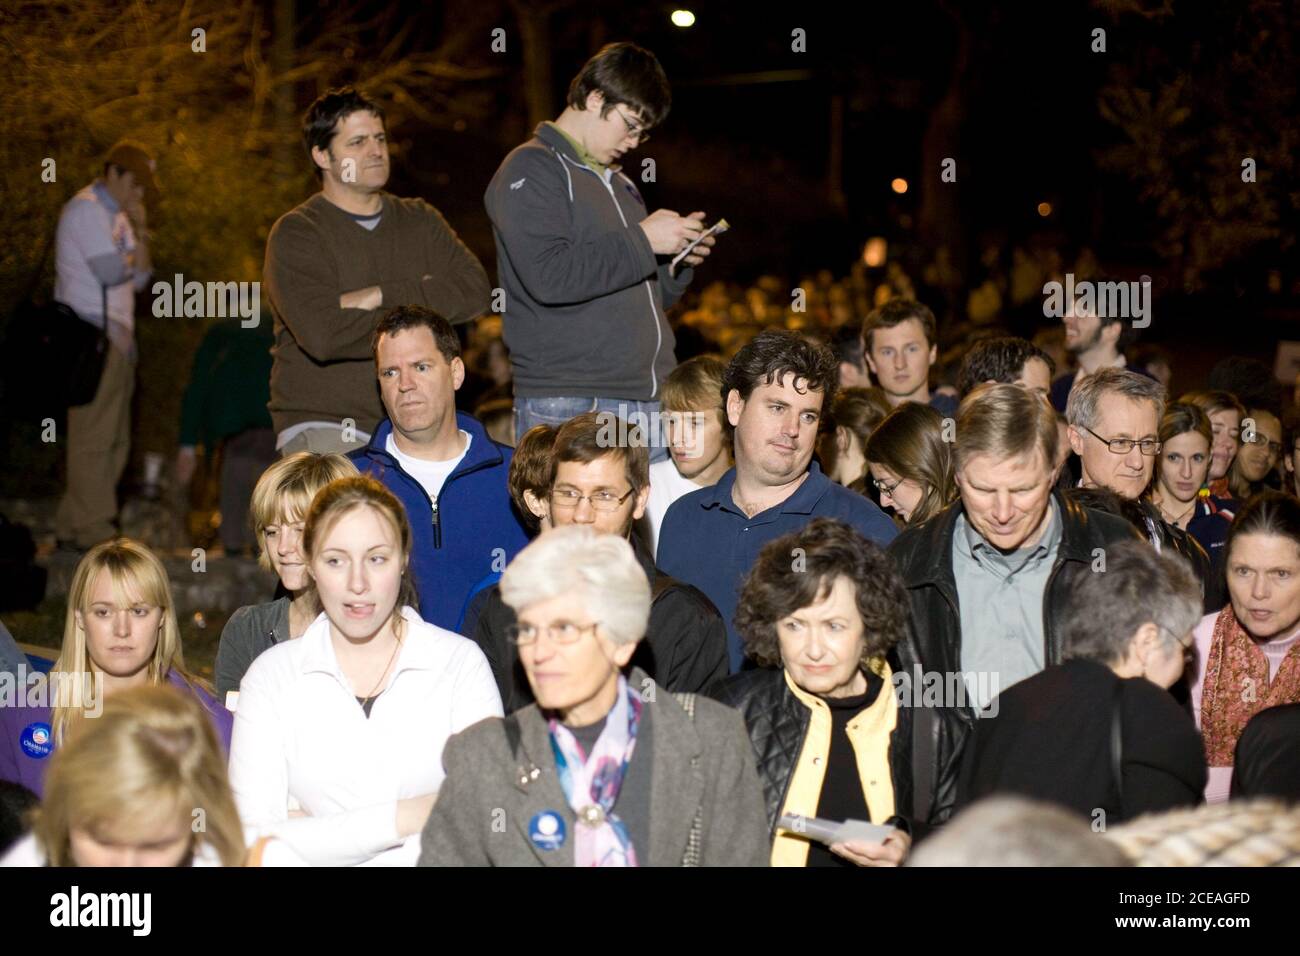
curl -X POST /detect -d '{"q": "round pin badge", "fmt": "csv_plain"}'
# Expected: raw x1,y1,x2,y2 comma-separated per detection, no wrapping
20,722,53,759
528,811,567,851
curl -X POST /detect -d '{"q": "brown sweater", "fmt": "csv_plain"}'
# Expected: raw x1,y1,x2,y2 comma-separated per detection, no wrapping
263,191,491,435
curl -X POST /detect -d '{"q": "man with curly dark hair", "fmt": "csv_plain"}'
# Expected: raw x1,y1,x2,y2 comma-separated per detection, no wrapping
658,330,897,673
709,518,914,867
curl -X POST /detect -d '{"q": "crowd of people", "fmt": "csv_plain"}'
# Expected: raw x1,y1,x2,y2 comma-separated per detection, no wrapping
4,41,1300,869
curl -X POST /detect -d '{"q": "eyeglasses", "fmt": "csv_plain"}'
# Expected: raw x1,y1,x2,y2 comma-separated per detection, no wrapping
871,475,901,497
506,621,599,647
1244,433,1283,455
550,487,636,512
1081,425,1161,456
1158,624,1197,663
613,106,650,145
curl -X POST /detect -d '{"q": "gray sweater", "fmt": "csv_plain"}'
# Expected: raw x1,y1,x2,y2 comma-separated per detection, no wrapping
418,668,769,866
215,597,291,700
484,123,694,401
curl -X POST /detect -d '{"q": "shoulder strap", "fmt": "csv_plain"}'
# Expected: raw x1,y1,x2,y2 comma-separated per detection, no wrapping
1111,681,1125,810
503,713,522,759
673,692,703,867
912,695,937,826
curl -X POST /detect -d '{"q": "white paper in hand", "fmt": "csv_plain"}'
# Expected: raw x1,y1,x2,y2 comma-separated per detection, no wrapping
777,813,894,846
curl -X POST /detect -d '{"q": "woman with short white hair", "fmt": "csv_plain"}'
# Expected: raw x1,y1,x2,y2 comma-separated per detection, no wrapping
419,525,769,867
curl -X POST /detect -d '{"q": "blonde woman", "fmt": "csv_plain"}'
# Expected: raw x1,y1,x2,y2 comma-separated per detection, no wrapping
215,452,358,700
2,686,301,867
864,402,957,525
0,539,231,798
229,477,502,866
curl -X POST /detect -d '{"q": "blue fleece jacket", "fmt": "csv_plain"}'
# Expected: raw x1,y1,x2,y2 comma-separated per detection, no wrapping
350,412,530,631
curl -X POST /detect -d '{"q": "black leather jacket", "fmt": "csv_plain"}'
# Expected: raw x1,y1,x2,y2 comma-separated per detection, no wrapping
707,667,913,837
887,491,1141,827
1137,500,1226,613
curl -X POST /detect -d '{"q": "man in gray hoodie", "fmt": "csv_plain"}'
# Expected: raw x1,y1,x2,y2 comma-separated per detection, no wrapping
485,42,714,463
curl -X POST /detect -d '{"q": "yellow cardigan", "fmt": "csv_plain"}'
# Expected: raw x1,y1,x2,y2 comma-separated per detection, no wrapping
770,658,898,867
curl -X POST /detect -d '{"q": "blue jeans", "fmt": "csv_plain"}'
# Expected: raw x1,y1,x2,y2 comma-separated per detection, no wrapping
513,396,668,463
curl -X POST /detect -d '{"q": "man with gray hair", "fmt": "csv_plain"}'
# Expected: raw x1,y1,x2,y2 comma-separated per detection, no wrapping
1066,367,1221,611
957,540,1207,823
889,383,1139,827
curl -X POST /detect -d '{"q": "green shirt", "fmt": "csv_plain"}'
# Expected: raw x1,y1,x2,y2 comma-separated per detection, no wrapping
543,121,608,176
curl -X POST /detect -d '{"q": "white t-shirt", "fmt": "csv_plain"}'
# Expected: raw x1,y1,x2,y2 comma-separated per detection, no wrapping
642,457,708,560
385,431,471,502
227,606,502,866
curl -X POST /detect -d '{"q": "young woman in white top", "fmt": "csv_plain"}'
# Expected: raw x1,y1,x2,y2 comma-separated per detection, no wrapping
228,476,503,866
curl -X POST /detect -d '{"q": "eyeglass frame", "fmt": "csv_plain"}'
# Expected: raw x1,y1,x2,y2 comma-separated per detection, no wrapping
1155,623,1197,663
1080,424,1162,457
871,474,903,497
549,485,637,512
612,105,650,145
1243,432,1284,456
506,620,600,647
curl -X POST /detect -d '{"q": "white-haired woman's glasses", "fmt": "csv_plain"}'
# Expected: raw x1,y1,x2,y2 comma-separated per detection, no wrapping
506,621,600,646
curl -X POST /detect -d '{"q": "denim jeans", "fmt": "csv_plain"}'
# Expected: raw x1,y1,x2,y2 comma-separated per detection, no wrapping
513,396,668,463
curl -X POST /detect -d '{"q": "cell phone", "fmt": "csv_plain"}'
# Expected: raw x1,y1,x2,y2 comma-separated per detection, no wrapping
777,813,895,847
671,217,730,269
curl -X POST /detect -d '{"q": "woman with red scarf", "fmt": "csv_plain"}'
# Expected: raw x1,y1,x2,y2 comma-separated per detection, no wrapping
1190,491,1300,803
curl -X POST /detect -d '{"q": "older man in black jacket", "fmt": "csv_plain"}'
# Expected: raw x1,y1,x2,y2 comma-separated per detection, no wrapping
462,412,728,711
889,384,1140,828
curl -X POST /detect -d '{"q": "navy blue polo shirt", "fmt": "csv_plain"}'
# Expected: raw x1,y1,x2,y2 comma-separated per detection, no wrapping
657,461,899,673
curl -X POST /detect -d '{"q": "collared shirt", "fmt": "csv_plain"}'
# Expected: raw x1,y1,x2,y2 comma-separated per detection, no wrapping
228,606,503,866
657,461,898,673
953,498,1062,710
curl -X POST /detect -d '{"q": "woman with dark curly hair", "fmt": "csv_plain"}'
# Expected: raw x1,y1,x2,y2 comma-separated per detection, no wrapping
707,518,913,867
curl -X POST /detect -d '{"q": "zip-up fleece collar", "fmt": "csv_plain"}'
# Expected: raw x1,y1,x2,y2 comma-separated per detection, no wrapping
359,410,504,482
534,122,621,178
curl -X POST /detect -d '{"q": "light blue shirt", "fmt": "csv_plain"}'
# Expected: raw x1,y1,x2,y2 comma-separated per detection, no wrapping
952,499,1062,710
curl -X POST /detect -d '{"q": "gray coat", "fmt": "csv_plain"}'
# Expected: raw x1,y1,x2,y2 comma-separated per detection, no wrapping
418,668,769,866
214,597,291,699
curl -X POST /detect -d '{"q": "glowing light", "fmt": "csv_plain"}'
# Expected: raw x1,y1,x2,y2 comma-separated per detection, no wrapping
891,178,908,194
1037,202,1052,217
863,237,887,268
671,9,696,27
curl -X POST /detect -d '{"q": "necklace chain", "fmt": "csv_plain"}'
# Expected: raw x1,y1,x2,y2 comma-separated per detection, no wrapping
359,631,402,703
1156,494,1196,525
